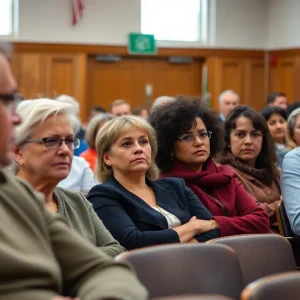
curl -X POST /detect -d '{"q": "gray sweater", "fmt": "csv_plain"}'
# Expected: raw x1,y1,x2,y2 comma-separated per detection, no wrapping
54,187,125,256
0,171,147,300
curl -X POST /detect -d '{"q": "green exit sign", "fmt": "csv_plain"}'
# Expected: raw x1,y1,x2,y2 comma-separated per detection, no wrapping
128,33,157,55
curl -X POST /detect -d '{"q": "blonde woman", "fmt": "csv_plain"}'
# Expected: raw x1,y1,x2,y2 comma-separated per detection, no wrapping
87,115,220,250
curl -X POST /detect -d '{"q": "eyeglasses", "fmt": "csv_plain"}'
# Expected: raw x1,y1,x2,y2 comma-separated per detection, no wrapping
0,93,23,112
24,137,80,150
177,131,212,143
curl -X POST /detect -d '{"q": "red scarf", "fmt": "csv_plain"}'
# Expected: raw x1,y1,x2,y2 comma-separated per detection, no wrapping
160,158,236,216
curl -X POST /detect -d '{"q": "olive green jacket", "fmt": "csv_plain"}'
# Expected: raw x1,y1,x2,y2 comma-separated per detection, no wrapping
0,171,147,300
54,187,125,257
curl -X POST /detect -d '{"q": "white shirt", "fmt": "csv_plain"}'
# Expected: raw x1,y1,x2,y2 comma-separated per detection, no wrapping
58,156,98,193
152,206,181,229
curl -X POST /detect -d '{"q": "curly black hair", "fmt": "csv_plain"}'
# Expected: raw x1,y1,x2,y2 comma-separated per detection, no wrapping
148,95,224,172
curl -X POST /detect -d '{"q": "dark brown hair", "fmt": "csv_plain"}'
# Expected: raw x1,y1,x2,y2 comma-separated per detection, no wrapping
221,105,278,184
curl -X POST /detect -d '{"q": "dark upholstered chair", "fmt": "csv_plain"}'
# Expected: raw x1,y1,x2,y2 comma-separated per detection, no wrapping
277,202,300,267
277,201,295,237
116,243,243,299
241,271,300,300
207,234,296,286
151,295,234,300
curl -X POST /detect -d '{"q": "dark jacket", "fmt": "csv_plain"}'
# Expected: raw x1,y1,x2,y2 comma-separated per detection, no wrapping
87,176,220,250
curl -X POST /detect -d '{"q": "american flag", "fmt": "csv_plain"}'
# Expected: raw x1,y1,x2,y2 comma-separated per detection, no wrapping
72,0,85,26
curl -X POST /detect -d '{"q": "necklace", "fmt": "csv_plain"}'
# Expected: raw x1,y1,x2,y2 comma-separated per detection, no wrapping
53,199,58,212
156,205,174,228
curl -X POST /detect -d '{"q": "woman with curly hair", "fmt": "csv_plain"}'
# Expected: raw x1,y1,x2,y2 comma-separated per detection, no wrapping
149,96,270,236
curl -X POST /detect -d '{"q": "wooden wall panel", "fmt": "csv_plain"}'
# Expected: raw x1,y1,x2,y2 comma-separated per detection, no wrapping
277,57,298,103
87,57,145,111
12,53,46,99
243,59,266,111
147,59,202,103
207,57,244,110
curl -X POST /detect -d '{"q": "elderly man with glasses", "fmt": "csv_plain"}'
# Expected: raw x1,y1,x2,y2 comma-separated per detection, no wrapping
0,47,147,300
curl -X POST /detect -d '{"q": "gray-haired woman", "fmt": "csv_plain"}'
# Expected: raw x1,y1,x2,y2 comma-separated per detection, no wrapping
13,98,125,256
80,113,114,171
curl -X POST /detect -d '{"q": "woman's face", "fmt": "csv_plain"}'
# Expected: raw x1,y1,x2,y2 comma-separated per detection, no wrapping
173,117,210,171
103,126,152,177
16,114,74,183
292,115,300,146
229,116,263,166
267,113,287,143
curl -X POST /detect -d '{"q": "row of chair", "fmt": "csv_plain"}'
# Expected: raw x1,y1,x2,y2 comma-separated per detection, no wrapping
276,202,300,267
116,234,298,299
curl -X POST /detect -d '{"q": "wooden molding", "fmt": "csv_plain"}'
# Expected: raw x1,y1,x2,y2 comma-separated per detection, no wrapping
13,42,265,58
269,48,300,57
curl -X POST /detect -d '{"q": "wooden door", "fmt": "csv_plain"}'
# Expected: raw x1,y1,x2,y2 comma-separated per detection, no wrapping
207,57,244,110
147,58,202,106
45,53,87,117
243,58,266,111
87,56,146,112
277,57,299,103
87,56,203,114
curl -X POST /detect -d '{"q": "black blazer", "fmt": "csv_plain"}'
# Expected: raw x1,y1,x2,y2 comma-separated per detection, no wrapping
88,176,220,250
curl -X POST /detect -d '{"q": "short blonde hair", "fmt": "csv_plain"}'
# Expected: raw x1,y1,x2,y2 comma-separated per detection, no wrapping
85,113,114,149
110,99,130,112
95,115,159,182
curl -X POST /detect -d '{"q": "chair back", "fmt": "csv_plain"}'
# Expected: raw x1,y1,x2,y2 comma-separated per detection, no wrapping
116,243,243,299
152,295,234,300
207,234,296,286
277,201,295,237
241,271,300,300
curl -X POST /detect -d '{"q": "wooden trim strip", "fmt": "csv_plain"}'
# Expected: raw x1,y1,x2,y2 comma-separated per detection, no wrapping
12,42,265,58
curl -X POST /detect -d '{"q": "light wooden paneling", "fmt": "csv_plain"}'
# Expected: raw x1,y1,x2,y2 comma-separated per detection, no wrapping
147,58,202,102
11,53,46,99
243,59,266,110
87,56,145,112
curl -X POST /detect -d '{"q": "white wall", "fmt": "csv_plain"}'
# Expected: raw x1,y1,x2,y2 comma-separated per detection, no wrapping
17,0,141,45
15,0,267,49
267,0,300,49
214,0,267,49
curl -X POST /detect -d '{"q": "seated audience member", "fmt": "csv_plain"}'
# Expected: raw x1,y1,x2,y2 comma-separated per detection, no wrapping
287,101,300,117
87,115,220,250
261,106,292,168
132,106,149,118
80,113,113,171
149,96,270,237
110,99,131,116
217,90,239,124
0,51,147,300
56,94,88,156
287,107,300,149
151,95,175,110
13,99,124,257
216,106,281,226
58,155,97,193
266,92,288,111
89,105,106,119
281,146,300,236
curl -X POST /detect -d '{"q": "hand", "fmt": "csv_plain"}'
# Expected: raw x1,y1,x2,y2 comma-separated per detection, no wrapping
192,218,219,234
